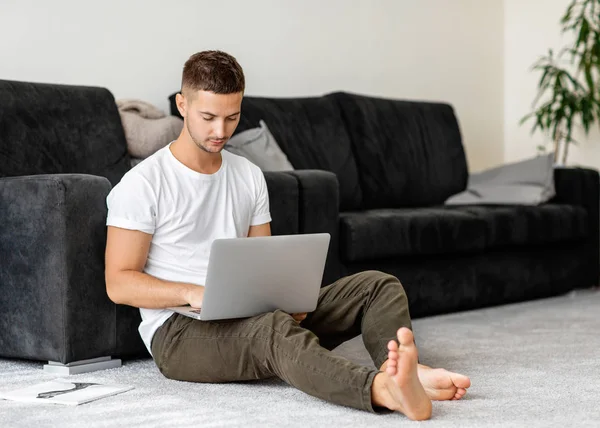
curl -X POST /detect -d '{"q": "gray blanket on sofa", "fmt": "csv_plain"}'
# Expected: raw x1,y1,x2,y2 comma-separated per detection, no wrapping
445,154,555,205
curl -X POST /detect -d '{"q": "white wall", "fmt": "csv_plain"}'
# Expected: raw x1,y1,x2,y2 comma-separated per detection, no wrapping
504,0,600,168
0,0,504,172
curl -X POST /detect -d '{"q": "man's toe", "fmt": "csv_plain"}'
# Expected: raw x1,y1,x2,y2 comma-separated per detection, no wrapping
452,374,471,389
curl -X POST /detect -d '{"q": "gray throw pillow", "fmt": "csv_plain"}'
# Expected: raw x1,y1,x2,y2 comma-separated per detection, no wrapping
225,120,294,171
445,154,555,205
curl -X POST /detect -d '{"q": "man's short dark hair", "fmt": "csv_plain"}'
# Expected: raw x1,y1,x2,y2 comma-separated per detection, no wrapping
181,50,245,96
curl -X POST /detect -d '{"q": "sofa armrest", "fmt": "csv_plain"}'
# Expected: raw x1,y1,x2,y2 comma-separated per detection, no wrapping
0,174,116,363
550,167,599,284
283,170,342,285
551,167,599,207
551,167,599,233
263,171,300,236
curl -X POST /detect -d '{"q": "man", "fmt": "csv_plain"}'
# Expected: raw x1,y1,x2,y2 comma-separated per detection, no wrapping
105,50,470,420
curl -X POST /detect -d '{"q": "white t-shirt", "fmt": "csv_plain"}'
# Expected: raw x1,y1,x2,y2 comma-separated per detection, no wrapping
106,144,272,354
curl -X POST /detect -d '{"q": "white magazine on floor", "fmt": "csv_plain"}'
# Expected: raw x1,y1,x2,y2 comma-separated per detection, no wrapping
0,379,134,405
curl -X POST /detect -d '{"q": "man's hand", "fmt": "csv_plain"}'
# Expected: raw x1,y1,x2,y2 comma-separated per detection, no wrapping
184,285,205,309
291,313,307,323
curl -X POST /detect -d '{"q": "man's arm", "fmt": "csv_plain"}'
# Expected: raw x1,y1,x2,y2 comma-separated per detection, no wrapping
248,222,271,237
105,226,204,309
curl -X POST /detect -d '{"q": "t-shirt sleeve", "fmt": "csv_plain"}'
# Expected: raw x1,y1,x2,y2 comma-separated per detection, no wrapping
106,171,157,234
251,169,272,226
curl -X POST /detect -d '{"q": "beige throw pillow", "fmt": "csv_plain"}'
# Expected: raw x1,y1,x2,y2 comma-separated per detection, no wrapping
117,99,183,159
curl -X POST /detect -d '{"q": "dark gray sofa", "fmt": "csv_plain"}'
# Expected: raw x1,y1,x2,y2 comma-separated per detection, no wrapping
1,78,597,368
0,80,334,365
170,91,600,319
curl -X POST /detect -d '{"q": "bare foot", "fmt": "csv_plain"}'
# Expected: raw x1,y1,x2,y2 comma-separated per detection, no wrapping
380,361,471,401
417,364,471,401
371,328,432,420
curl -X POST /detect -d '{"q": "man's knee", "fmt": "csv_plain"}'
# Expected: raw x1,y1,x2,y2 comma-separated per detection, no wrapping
358,270,407,297
358,269,403,285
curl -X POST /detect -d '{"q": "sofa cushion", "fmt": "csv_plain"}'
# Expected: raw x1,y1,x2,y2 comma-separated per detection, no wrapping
233,95,363,211
0,80,131,186
340,204,588,262
332,92,468,209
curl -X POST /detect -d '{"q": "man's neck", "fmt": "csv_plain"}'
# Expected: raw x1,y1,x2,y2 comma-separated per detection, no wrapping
170,137,222,174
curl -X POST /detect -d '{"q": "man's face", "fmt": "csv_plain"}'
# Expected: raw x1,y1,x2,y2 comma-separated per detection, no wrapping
179,90,243,153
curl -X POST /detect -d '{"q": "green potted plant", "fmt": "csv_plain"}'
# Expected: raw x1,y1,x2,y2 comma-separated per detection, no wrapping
521,0,600,165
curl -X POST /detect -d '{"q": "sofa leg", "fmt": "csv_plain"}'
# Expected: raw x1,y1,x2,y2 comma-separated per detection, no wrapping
43,356,122,375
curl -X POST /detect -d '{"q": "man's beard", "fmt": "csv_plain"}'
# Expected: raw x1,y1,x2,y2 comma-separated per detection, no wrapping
187,123,226,154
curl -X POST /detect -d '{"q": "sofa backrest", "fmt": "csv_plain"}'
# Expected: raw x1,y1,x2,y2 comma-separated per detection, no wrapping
0,80,131,187
168,90,469,210
234,95,363,211
331,92,469,208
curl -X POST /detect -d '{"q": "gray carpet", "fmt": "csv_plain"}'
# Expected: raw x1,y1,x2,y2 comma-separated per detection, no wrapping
1,289,599,427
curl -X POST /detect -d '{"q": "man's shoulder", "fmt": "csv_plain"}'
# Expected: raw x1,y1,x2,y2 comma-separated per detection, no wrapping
107,154,165,205
223,150,263,177
125,146,171,183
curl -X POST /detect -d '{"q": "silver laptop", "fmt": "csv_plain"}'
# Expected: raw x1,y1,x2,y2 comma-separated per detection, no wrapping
168,233,330,321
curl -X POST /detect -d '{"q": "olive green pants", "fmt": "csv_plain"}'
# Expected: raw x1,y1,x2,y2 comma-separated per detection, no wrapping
151,270,412,413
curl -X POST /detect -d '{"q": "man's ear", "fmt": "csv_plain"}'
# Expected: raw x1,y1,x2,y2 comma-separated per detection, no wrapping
176,93,187,119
